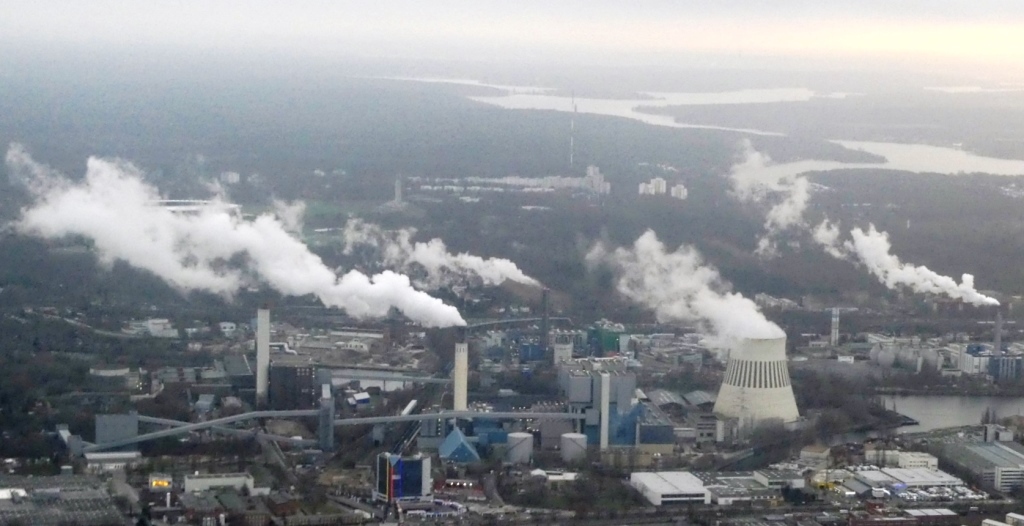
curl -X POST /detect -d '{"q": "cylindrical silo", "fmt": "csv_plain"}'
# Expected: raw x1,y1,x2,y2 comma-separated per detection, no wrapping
921,349,941,372
560,433,587,463
507,432,533,464
895,348,913,369
877,348,897,368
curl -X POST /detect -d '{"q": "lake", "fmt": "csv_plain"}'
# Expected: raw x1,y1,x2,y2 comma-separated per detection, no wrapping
469,87,1024,176
881,395,1024,433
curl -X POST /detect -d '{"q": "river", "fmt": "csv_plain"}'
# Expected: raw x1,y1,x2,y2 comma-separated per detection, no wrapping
881,395,1024,433
469,88,817,136
446,79,1024,176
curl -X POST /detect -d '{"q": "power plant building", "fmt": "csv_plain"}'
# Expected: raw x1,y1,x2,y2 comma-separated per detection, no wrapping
555,357,675,452
268,362,317,410
713,337,800,427
94,414,139,452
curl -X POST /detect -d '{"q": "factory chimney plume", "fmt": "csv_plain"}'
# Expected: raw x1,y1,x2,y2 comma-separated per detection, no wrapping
256,307,271,407
453,342,468,411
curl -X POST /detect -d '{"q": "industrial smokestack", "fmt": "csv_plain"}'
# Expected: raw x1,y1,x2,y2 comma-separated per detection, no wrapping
599,373,610,451
830,308,840,347
453,343,468,411
256,308,271,407
995,310,1004,358
541,288,550,357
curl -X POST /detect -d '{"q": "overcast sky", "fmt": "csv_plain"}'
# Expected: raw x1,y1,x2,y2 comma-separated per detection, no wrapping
3,1,1022,76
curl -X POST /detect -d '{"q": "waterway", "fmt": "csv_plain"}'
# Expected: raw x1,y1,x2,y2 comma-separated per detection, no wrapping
880,395,1024,433
469,88,817,136
416,78,1024,176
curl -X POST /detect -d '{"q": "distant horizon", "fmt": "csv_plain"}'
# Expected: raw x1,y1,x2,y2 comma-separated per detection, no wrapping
2,1,1022,83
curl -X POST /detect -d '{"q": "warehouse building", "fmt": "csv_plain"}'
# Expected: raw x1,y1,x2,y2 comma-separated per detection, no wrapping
630,471,710,505
943,441,1024,493
184,472,269,495
631,469,801,506
0,475,121,526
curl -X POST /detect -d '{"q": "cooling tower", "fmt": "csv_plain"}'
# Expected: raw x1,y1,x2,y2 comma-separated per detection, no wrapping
256,308,271,407
453,343,468,411
713,337,799,426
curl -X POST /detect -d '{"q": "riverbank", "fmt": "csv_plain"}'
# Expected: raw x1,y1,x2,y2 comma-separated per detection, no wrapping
876,385,1024,397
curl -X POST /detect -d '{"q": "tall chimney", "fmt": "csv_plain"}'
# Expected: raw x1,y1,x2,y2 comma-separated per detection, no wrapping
541,288,550,357
830,308,840,347
453,343,468,411
256,308,271,407
599,372,610,451
995,310,1004,358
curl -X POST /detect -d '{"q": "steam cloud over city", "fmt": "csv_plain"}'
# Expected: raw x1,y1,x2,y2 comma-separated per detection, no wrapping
342,218,540,289
586,230,785,341
720,142,998,307
724,141,812,257
814,220,999,307
4,144,466,327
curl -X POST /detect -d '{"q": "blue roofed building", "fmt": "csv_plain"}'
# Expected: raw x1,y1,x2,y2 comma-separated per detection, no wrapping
438,428,481,463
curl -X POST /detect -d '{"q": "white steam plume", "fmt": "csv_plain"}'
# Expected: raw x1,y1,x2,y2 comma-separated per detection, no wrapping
812,219,998,306
845,225,998,306
272,199,306,234
586,230,784,341
721,141,1000,306
726,140,812,256
342,219,540,289
6,144,465,327
812,217,846,259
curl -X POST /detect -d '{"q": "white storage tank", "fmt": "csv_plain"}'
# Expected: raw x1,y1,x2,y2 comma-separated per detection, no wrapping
507,432,534,464
877,348,897,368
560,433,587,463
921,349,942,371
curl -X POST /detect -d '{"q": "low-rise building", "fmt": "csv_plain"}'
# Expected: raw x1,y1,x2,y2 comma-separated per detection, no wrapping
943,441,1024,493
897,452,939,469
184,472,268,495
630,471,710,505
83,451,142,473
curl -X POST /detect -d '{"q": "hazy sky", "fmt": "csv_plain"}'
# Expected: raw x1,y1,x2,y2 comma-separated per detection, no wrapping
3,1,1022,77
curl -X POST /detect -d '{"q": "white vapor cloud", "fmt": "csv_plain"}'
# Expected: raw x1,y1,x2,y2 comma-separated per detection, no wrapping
725,140,812,257
586,230,784,341
845,225,998,306
812,218,846,259
342,219,540,289
272,199,306,234
6,144,465,327
812,219,998,307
